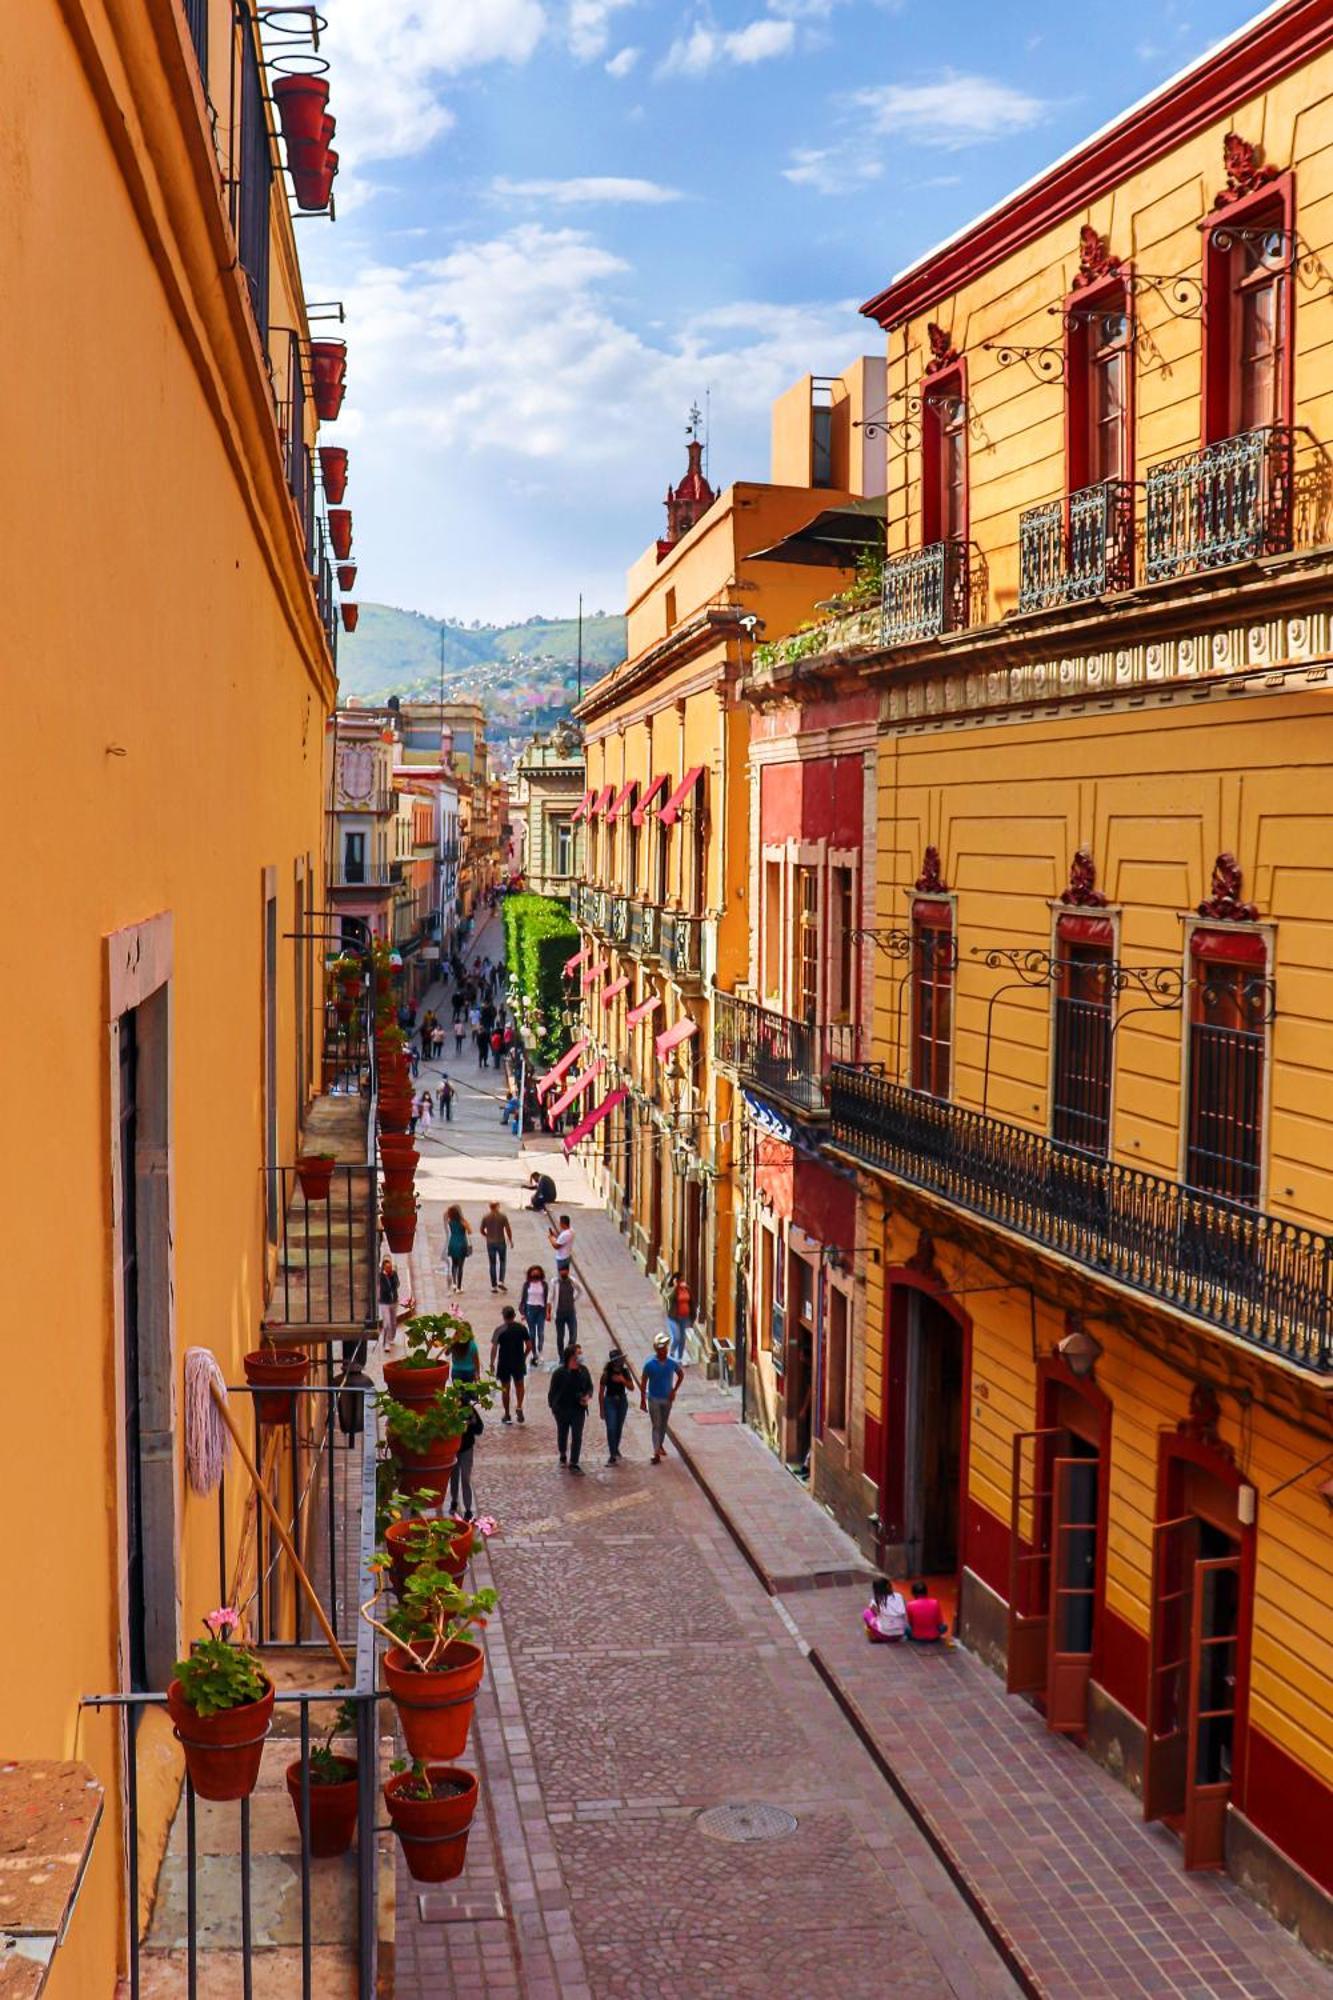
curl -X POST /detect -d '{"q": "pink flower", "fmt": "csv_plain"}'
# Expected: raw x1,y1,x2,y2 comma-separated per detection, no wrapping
475,1516,499,1539
204,1606,240,1639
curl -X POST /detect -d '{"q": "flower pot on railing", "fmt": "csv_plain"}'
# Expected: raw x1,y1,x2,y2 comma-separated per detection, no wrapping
290,126,337,212
382,1353,450,1412
381,1190,418,1254
167,1676,274,1803
328,509,353,560
379,1101,412,1135
243,1349,309,1425
335,995,354,1023
341,602,359,633
384,1765,478,1884
285,1756,359,1858
383,1642,483,1761
337,562,357,591
384,1515,472,1597
310,342,346,422
296,1154,336,1202
320,446,348,503
273,74,330,146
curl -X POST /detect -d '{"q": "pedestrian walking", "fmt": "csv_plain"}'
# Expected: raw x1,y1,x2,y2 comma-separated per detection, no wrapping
451,991,465,1024
490,1306,533,1423
548,1213,574,1274
439,1072,454,1122
519,1264,550,1361
416,1089,434,1138
553,1266,580,1361
548,1342,593,1472
449,1394,484,1519
432,1020,446,1060
599,1348,633,1463
447,1320,482,1386
443,1204,472,1294
639,1333,684,1464
479,1199,513,1292
378,1257,401,1353
663,1269,693,1364
476,1027,491,1069
454,1020,466,1056
489,1027,504,1064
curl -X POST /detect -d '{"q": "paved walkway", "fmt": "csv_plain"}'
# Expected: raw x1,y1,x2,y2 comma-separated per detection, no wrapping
386,922,1016,2000
384,920,1333,2000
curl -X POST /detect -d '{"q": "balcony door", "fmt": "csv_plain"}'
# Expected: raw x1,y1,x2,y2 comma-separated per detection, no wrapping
879,1282,966,1579
1007,1373,1107,1734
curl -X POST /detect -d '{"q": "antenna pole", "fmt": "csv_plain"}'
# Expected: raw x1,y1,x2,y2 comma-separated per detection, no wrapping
577,592,583,706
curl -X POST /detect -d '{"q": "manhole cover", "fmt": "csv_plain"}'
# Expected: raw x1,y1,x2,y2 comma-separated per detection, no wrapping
696,1803,799,1844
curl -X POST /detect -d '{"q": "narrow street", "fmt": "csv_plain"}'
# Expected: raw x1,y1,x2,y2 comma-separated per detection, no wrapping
386,929,1018,2000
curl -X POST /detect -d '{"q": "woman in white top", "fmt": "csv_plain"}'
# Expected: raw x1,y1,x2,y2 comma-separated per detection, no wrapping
862,1577,909,1644
519,1265,550,1362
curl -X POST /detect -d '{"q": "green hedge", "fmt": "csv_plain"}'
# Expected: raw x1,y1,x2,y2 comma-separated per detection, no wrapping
503,892,579,1067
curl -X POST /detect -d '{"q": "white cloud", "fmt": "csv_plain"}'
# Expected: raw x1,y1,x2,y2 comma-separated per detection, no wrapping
783,145,882,195
492,174,683,204
659,16,796,76
853,70,1050,149
605,45,641,76
568,0,635,59
321,0,547,164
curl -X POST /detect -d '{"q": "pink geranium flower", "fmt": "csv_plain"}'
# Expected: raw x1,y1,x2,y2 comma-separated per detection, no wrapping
475,1517,499,1539
204,1606,240,1639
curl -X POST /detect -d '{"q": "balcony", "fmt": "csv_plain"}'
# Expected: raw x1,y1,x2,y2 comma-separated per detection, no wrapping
714,992,862,1117
660,910,703,984
827,1067,1333,1373
1019,479,1135,612
883,538,973,644
1145,424,1293,583
640,901,662,960
329,865,398,889
608,892,630,946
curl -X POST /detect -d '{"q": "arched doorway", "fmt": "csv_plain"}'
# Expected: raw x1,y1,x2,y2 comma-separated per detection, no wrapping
877,1269,970,1585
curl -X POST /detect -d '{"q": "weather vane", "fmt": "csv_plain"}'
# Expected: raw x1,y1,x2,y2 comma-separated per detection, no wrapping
687,402,702,439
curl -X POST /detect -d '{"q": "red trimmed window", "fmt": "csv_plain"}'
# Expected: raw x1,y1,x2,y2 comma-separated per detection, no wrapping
1067,289,1131,491
1186,929,1268,1206
1051,918,1114,1156
1203,184,1293,444
922,367,967,548
910,899,953,1098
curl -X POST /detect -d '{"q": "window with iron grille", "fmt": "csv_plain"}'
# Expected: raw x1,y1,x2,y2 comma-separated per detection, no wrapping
1203,190,1291,443
1052,933,1114,1155
910,900,953,1099
233,11,272,340
1185,930,1268,1206
794,865,818,1022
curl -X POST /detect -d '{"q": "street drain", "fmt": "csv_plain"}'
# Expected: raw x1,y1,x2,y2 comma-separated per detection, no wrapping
695,1803,799,1844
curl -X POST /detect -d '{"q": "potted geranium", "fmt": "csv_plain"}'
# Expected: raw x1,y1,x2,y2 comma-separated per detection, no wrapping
381,1187,418,1253
377,1382,482,1496
167,1609,274,1801
383,1510,494,1600
384,1760,479,1883
285,1698,359,1857
362,1555,495,1761
383,1313,464,1409
296,1153,336,1202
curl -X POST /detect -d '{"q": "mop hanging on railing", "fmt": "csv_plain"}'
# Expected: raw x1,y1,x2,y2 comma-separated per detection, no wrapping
182,1347,351,1677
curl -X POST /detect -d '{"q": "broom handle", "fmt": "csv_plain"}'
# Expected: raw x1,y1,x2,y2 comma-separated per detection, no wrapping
210,1383,352,1678
228,1430,281,1612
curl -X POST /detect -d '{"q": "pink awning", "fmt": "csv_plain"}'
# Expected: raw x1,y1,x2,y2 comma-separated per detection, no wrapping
602,974,630,1008
571,790,595,824
591,784,615,818
536,1037,588,1100
658,765,704,827
563,945,588,976
580,959,606,989
631,773,671,825
546,1057,604,1123
627,994,661,1029
562,1087,627,1156
655,1017,698,1059
607,779,637,823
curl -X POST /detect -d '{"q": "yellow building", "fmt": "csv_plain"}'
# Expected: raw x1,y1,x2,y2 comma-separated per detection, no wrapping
770,0,1333,1938
1,1,351,1988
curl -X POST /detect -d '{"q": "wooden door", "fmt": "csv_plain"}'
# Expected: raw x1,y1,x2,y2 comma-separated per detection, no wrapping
1007,1429,1058,1695
1046,1454,1100,1733
1144,1513,1200,1825
1183,1555,1242,1871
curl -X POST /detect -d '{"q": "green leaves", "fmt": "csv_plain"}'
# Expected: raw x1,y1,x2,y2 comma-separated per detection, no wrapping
503,892,579,1066
173,1635,268,1719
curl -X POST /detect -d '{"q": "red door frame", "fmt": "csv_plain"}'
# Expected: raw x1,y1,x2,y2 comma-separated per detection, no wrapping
879,1265,974,1595
1037,1354,1113,1697
1152,1429,1257,1824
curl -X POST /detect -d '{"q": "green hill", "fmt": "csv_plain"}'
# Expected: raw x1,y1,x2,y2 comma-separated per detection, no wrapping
337,603,625,710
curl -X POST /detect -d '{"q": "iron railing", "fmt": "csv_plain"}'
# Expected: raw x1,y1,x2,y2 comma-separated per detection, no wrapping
661,910,703,982
84,1383,380,1999
267,1163,379,1331
183,0,209,81
1019,479,1135,612
641,902,662,960
609,893,630,945
714,991,862,1115
232,6,271,339
883,538,969,644
330,865,399,888
1144,424,1293,582
827,1067,1333,1372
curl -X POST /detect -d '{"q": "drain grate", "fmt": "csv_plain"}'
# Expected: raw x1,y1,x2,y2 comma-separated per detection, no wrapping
695,1803,799,1844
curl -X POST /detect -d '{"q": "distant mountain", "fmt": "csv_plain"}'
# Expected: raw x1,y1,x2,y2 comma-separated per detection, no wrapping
337,604,626,727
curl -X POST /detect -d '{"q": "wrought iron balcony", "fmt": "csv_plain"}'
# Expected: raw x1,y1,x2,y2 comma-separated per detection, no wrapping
641,901,662,960
1144,424,1293,583
883,538,969,645
1019,479,1135,612
714,992,862,1117
827,1067,1333,1373
330,865,398,889
661,910,703,983
608,893,630,946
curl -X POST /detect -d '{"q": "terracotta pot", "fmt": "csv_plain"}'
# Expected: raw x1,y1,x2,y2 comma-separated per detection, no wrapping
243,1349,309,1426
310,341,346,421
379,1102,411,1135
320,446,349,503
335,996,353,1023
337,969,364,997
383,1355,449,1410
384,1515,472,1597
381,1168,415,1199
285,1757,359,1858
381,1198,418,1254
328,508,353,560
296,1155,336,1202
337,562,357,591
167,1679,274,1802
390,1430,461,1498
383,1643,483,1762
377,1135,418,1164
384,1765,478,1884
272,73,329,145
341,603,359,633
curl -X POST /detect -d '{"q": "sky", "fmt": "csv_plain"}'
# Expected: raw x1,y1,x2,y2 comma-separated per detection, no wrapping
298,0,1265,624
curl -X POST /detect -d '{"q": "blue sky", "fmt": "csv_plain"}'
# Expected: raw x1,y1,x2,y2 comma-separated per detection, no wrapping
303,0,1263,623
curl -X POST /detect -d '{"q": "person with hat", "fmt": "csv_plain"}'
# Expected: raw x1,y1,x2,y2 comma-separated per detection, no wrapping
639,1334,684,1465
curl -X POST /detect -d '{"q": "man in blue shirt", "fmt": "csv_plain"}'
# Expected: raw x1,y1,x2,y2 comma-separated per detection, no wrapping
639,1333,684,1464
